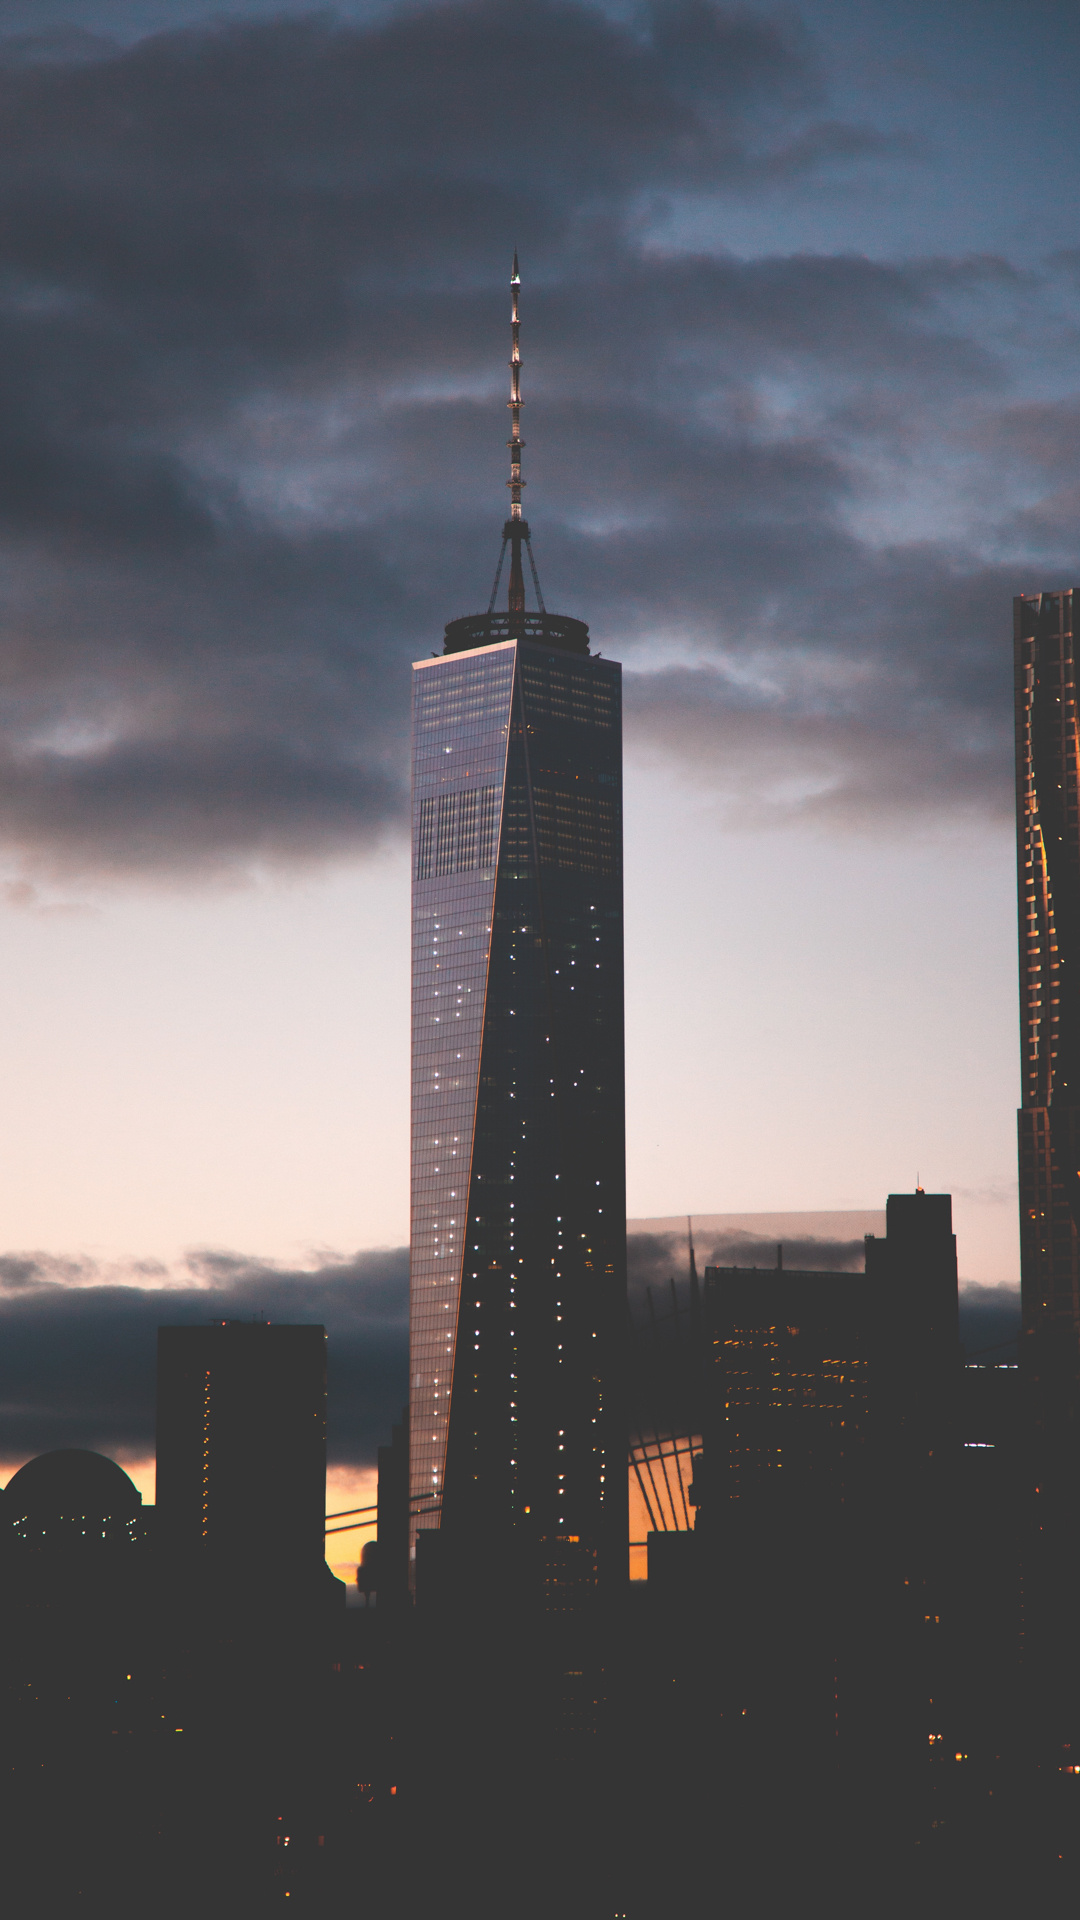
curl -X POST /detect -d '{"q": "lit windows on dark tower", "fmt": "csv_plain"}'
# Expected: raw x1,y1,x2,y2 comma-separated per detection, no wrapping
1015,591,1080,1340
156,1321,328,1588
408,262,627,1599
410,632,626,1596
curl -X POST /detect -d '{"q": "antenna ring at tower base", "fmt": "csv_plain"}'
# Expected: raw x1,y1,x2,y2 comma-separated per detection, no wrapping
443,612,590,655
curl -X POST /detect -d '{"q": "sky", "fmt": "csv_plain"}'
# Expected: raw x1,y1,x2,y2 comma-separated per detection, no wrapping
0,0,1073,1537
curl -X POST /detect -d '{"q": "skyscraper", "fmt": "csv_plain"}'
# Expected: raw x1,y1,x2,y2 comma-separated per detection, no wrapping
156,1320,328,1589
409,259,626,1600
1015,591,1080,1342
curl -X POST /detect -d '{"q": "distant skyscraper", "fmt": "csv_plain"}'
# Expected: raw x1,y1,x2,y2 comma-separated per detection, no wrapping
156,1321,328,1586
1015,591,1080,1341
409,259,626,1598
691,1263,878,1525
375,1407,410,1611
863,1187,959,1445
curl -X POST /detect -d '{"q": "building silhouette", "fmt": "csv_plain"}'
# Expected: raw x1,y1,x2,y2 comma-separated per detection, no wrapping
626,1192,1028,1914
156,1320,329,1593
0,1448,160,1911
409,257,627,1602
864,1186,960,1449
375,1406,409,1610
1015,590,1080,1345
691,1262,878,1526
634,1189,961,1544
1,1447,148,1552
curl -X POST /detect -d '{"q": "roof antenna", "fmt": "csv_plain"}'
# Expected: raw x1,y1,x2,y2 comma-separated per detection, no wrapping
506,250,526,617
487,253,547,623
916,1172,925,1194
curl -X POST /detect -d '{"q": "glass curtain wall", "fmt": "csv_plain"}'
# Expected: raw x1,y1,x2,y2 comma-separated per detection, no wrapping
409,637,627,1593
410,644,516,1566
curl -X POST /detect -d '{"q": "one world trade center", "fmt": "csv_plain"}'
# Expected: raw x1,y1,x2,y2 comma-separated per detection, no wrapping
408,259,626,1604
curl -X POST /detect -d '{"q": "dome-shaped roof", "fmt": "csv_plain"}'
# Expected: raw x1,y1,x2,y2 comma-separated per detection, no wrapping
2,1449,141,1521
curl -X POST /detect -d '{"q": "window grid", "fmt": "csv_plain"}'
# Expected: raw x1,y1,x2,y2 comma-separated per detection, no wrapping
409,645,515,1565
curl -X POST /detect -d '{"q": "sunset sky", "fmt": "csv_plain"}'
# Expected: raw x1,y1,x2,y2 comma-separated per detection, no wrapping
0,1,1074,1558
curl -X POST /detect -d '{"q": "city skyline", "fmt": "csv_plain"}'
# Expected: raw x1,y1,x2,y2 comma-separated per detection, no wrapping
0,3,1077,1553
1,10,1077,1906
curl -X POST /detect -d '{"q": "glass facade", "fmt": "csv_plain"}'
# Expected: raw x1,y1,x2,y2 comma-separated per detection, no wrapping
409,633,627,1592
1015,591,1080,1337
410,643,516,1542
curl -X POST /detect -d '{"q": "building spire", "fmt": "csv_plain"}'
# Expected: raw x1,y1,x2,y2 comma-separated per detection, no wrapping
688,1215,701,1329
508,251,524,521
507,251,525,615
484,252,546,626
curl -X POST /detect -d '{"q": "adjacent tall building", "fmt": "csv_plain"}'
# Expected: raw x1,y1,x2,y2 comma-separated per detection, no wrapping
1015,590,1080,1343
676,1189,959,1538
409,259,627,1600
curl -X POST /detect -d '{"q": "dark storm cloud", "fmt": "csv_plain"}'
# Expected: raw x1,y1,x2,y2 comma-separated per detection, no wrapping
626,1230,686,1303
627,1226,865,1311
0,1239,1019,1476
620,544,1020,830
0,28,119,68
705,1230,866,1269
0,2,1066,876
628,1234,1018,1361
0,1246,408,1469
957,1283,1020,1359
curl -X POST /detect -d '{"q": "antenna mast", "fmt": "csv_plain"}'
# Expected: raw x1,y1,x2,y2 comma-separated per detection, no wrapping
488,253,546,621
507,251,525,615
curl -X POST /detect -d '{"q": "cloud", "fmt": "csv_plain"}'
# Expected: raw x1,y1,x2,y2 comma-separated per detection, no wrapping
957,1281,1020,1359
0,1245,409,1470
627,1230,686,1304
623,647,1010,833
628,1226,867,1311
705,1231,867,1269
0,1237,1021,1474
0,27,118,69
0,3,1067,879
